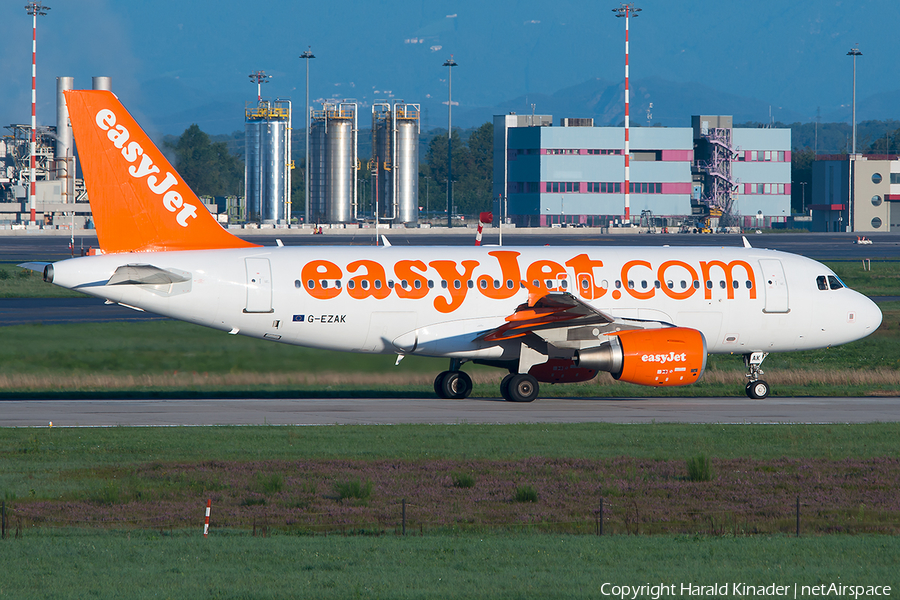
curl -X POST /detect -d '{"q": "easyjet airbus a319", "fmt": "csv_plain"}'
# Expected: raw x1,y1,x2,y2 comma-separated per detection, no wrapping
23,91,883,401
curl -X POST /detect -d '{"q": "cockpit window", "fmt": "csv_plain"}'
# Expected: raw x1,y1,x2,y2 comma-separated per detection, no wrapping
816,276,828,290
827,275,844,290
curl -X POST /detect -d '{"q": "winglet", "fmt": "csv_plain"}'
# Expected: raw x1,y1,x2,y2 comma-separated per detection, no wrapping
742,235,752,248
65,90,260,253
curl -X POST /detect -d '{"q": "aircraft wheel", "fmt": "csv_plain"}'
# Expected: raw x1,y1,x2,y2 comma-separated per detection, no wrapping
434,371,450,399
746,380,770,400
440,370,473,400
500,373,515,399
503,373,539,403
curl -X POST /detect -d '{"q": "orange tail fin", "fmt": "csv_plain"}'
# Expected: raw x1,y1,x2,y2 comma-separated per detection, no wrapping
65,90,259,253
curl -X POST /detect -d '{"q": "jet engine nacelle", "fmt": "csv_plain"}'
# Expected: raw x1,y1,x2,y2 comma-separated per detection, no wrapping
576,327,707,387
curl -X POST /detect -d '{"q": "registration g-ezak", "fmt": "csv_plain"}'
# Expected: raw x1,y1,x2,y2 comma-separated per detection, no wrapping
22,90,882,403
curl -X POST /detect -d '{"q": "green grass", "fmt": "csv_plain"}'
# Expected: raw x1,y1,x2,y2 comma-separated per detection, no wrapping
0,264,84,298
829,260,900,297
1,531,897,600
2,423,898,476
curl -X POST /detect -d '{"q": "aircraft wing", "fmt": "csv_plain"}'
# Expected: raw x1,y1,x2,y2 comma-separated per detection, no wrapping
479,292,615,342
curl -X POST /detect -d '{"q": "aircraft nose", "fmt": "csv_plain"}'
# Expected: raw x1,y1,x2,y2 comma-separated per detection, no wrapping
857,294,883,335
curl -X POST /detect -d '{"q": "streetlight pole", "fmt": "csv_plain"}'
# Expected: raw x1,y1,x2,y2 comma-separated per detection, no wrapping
300,47,315,226
847,45,862,155
847,45,861,232
613,3,640,225
443,56,457,228
25,2,50,225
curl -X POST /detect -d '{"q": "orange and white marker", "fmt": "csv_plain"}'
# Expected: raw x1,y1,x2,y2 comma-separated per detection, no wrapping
475,212,493,246
203,499,211,537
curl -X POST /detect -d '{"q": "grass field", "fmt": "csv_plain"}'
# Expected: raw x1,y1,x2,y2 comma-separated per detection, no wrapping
1,425,899,599
2,532,898,600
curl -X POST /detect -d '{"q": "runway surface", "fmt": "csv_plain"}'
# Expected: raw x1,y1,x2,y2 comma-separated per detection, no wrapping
3,396,898,427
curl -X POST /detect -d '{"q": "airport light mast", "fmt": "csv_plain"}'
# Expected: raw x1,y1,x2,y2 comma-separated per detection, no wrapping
300,47,315,227
613,3,640,224
847,45,862,155
443,56,457,228
248,71,270,102
25,1,50,225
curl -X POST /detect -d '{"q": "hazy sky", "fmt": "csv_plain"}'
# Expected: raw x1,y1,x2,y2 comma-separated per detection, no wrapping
1,0,897,134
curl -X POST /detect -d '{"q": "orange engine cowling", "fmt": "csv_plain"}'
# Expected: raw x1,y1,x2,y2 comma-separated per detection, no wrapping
576,327,707,387
614,327,707,386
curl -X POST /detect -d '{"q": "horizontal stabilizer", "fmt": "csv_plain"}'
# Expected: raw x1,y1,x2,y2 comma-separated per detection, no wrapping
16,262,50,273
107,264,191,286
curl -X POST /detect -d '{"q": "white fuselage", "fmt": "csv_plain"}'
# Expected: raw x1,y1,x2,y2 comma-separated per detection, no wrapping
49,245,882,361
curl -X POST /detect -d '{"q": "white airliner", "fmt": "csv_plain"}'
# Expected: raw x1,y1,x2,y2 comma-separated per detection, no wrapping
23,90,883,401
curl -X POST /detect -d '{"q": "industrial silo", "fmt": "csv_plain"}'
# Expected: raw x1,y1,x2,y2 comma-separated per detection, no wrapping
245,99,291,223
371,103,419,225
309,102,357,224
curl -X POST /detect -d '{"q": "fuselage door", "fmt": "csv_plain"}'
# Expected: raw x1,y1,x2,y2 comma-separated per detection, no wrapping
244,257,273,313
759,259,789,313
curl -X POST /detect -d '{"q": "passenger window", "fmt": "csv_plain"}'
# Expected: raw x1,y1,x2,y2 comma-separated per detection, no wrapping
719,280,726,289
816,276,828,290
335,281,342,289
507,280,514,289
828,275,843,290
693,281,700,289
745,281,752,289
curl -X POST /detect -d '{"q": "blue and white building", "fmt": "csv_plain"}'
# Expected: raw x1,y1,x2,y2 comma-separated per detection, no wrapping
493,114,791,228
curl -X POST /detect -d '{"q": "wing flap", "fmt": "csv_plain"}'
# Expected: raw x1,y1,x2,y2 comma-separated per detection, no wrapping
480,292,614,342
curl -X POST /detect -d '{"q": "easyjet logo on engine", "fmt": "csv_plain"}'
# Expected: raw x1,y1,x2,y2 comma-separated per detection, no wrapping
94,109,198,227
299,251,757,314
641,352,687,364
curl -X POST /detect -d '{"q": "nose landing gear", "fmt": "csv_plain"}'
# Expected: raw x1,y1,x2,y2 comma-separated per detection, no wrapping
744,352,770,399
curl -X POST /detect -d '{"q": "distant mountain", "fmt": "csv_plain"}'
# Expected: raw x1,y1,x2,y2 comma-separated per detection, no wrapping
143,76,900,142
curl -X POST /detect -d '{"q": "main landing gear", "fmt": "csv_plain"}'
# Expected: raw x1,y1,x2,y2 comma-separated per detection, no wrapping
744,352,770,399
433,360,541,402
500,373,539,403
434,359,474,399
